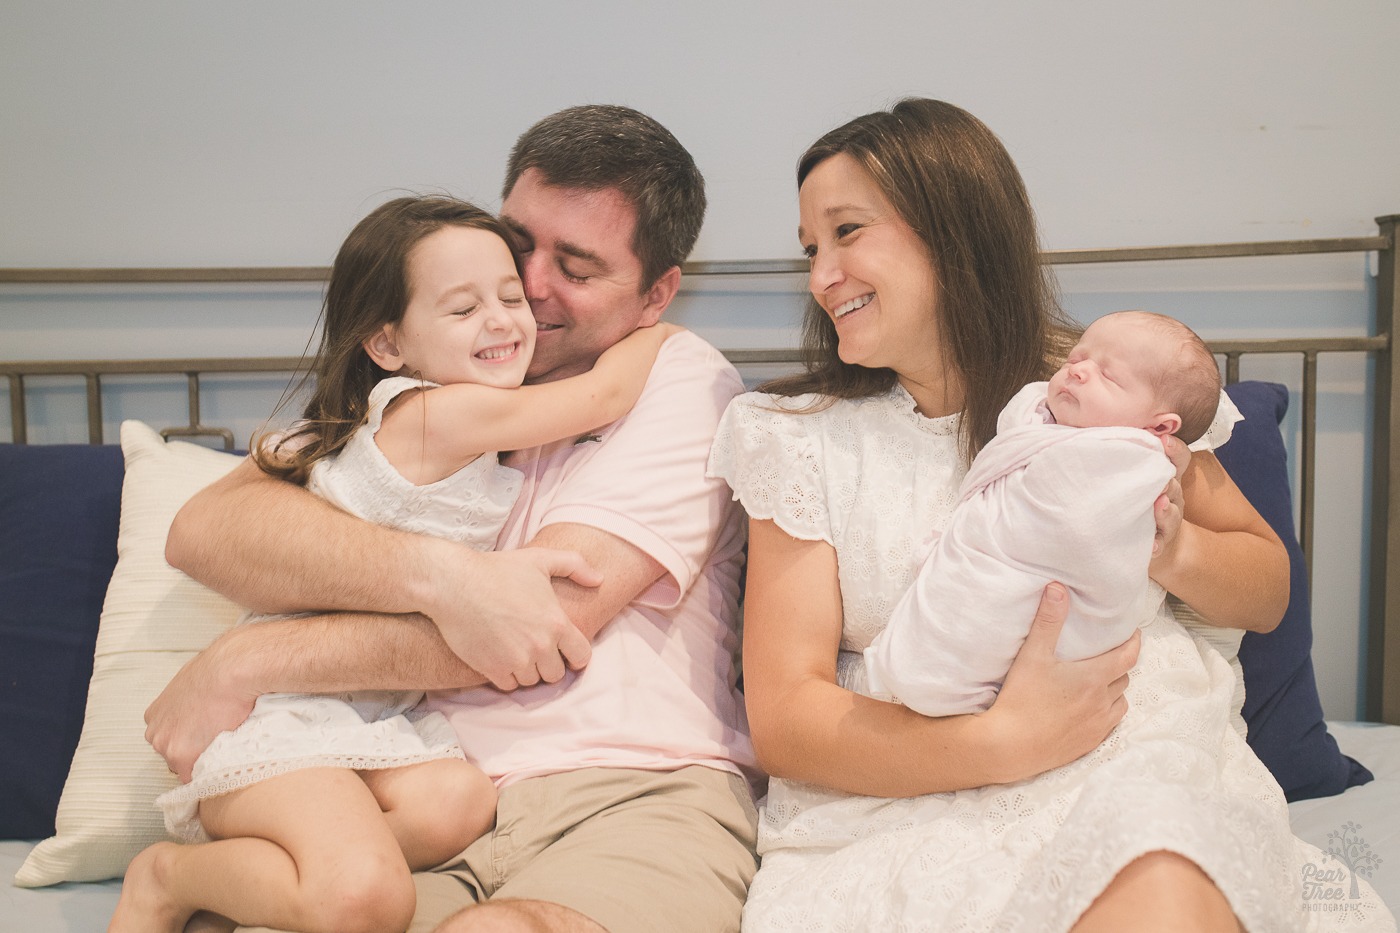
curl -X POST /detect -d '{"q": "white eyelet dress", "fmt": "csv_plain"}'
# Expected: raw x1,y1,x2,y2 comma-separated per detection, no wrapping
157,376,522,843
708,384,1393,933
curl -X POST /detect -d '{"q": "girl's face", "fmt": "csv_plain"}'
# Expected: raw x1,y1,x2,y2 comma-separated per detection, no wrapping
369,226,535,388
798,153,946,403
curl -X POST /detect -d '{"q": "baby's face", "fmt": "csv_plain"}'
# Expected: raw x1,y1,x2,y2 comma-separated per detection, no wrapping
1047,315,1170,431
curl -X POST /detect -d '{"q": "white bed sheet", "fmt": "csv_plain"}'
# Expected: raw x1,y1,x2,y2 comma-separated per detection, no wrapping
5,721,1400,931
1290,721,1400,913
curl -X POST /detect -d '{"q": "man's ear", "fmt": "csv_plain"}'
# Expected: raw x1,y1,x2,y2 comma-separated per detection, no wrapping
1148,412,1183,437
637,266,682,327
363,325,405,373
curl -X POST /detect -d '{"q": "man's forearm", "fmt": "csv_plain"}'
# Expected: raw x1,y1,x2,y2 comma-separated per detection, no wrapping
167,458,437,615
217,610,488,695
146,607,488,779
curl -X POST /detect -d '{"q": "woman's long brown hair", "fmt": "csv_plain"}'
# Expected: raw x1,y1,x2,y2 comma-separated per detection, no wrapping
763,98,1079,463
253,196,521,484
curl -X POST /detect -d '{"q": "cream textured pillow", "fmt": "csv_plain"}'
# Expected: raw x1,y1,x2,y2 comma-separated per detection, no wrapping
15,421,244,887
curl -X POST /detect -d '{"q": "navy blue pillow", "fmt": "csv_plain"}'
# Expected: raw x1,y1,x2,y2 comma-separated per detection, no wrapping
0,443,124,839
1216,381,1373,801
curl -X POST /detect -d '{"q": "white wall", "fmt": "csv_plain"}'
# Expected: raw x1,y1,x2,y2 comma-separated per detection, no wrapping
3,0,1398,718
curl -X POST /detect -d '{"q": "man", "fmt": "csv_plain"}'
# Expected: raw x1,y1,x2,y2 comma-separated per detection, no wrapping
152,105,760,933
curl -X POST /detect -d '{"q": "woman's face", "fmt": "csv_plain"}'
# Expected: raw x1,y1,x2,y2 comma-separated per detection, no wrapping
798,152,944,393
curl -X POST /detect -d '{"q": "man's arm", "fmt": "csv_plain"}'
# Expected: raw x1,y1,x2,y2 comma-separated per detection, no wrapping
148,516,661,779
168,457,443,615
167,458,601,684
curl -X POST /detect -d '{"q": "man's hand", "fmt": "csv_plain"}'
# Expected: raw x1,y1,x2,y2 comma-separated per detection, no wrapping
421,543,603,690
987,583,1139,784
145,637,258,782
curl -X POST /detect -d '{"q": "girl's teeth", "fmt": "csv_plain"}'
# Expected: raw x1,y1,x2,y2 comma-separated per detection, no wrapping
478,344,515,360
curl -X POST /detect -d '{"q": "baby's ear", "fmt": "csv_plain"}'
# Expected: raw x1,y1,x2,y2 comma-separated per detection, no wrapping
363,325,405,373
1148,412,1183,437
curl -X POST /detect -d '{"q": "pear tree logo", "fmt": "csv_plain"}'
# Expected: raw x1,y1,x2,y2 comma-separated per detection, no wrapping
1301,822,1383,915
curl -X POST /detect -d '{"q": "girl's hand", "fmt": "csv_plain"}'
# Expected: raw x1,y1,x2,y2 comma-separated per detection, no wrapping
599,321,683,362
986,583,1138,784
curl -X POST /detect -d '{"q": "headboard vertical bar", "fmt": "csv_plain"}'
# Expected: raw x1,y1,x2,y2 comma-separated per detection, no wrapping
1299,352,1318,581
186,373,201,428
85,374,103,445
1370,214,1400,723
8,374,26,444
1224,352,1241,385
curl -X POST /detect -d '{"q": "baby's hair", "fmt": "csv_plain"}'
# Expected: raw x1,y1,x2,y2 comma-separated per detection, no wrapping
253,196,522,484
1111,311,1220,444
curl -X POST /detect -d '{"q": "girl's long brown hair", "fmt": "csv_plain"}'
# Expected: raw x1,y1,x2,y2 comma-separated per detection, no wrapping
763,98,1079,463
253,196,522,484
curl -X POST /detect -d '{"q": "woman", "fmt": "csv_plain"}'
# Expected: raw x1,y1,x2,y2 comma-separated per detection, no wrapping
709,98,1391,931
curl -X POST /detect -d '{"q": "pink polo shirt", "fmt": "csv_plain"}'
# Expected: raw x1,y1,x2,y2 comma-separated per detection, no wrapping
425,331,757,788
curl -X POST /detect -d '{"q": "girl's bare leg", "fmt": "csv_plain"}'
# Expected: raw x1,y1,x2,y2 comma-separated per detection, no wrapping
1072,851,1244,933
109,768,415,933
360,758,497,869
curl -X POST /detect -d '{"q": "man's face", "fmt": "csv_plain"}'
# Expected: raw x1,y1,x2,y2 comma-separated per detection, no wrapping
501,169,663,384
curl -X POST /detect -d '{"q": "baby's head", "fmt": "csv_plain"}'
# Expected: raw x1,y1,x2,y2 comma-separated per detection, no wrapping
1047,311,1220,444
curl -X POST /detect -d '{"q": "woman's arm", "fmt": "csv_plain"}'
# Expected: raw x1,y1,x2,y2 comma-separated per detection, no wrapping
1148,448,1288,633
743,518,1137,797
375,324,680,483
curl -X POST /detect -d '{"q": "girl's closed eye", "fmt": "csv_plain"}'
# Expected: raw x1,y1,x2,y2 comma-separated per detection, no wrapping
453,305,479,318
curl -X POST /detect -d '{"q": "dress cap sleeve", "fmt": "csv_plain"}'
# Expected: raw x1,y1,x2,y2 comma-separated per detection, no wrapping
708,392,833,544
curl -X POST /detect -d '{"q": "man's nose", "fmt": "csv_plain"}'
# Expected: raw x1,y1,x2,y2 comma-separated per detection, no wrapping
522,251,551,303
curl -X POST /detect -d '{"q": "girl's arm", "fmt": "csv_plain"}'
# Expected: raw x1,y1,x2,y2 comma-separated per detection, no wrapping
742,517,1137,797
375,324,681,484
1148,448,1288,633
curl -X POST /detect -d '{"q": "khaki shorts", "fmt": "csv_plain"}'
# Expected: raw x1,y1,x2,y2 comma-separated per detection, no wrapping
411,765,759,933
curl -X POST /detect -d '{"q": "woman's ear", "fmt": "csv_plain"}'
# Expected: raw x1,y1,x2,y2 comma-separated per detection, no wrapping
363,325,405,373
1148,412,1183,437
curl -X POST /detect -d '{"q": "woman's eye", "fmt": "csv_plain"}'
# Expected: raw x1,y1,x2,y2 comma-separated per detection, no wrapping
835,223,861,238
801,243,817,260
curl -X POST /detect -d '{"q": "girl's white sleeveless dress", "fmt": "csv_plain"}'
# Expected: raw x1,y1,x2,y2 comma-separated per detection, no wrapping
158,376,522,842
709,385,1393,933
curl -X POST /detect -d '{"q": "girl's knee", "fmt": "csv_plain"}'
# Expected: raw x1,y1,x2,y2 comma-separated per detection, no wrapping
405,762,497,856
308,849,416,933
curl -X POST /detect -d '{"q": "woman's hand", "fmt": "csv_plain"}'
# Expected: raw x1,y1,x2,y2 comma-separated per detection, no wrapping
985,583,1139,784
1151,435,1191,560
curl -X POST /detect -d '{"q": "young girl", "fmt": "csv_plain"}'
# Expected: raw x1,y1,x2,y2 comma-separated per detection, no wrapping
110,195,677,933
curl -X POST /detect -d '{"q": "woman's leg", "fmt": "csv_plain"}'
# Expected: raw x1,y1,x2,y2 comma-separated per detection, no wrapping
109,767,416,933
360,758,498,869
1072,851,1243,933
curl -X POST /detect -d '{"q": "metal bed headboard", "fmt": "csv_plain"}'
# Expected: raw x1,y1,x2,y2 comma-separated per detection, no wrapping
2,215,1398,719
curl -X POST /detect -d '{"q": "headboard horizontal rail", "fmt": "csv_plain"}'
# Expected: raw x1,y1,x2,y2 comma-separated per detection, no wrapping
0,227,1392,285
